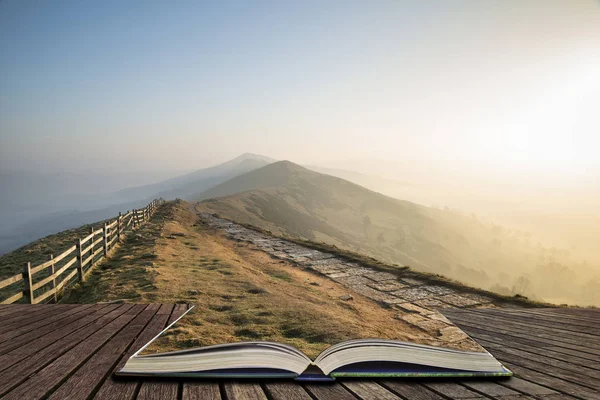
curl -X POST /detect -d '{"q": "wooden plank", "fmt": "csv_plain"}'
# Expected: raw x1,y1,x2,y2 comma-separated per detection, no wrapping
524,310,600,328
82,244,93,256
460,325,600,370
0,304,128,397
0,303,50,325
30,259,55,275
0,304,95,355
448,314,600,361
476,337,600,382
264,382,312,400
80,232,94,244
0,304,75,336
56,256,78,277
1,291,24,304
135,305,180,398
464,309,600,344
546,308,600,317
343,381,401,399
223,383,268,400
169,303,189,324
32,266,59,292
0,273,23,290
93,236,104,248
304,383,358,400
182,382,221,400
32,255,76,291
94,228,104,236
137,381,179,400
448,311,600,356
500,361,600,400
82,254,93,267
93,247,104,258
55,269,78,292
47,304,161,400
499,377,561,397
94,307,172,400
1,304,139,400
473,309,600,337
0,305,113,373
0,303,29,317
33,285,57,304
460,380,524,398
52,245,77,264
106,220,118,229
446,311,600,355
28,246,75,276
483,346,600,391
380,381,448,400
505,309,600,330
422,382,486,399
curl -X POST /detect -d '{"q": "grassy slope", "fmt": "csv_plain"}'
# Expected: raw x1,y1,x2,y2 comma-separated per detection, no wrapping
0,218,114,301
194,161,542,291
209,213,554,309
60,200,486,358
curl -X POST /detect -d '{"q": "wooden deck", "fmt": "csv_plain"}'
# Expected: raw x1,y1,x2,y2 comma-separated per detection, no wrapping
0,305,598,400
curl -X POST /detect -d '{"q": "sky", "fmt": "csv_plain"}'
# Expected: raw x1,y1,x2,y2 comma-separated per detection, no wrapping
1,0,600,179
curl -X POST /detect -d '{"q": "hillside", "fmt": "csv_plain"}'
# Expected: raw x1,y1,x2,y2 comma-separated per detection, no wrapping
115,153,276,202
194,161,481,273
194,161,598,306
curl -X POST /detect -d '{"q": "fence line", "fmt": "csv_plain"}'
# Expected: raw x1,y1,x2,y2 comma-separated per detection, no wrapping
0,199,164,305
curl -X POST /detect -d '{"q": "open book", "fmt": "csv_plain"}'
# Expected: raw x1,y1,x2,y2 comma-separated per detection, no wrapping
116,307,511,381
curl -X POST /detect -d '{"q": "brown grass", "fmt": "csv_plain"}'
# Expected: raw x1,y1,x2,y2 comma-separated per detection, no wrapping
62,200,480,358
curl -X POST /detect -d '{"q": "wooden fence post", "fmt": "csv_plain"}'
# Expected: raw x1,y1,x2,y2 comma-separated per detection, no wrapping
77,237,85,282
132,209,137,230
117,212,122,242
103,222,108,257
90,227,95,267
23,262,34,304
48,254,57,303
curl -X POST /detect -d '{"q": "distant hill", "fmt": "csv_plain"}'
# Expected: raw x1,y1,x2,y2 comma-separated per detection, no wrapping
195,161,542,291
0,154,275,255
116,153,276,202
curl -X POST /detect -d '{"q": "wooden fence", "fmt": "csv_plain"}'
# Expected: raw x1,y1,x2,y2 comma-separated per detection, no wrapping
0,199,163,305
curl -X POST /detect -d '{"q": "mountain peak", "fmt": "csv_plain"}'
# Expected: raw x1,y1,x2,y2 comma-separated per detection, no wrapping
232,153,277,163
271,160,304,169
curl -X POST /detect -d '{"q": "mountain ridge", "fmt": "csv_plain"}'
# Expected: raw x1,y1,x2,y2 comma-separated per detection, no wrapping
194,160,549,296
115,153,277,202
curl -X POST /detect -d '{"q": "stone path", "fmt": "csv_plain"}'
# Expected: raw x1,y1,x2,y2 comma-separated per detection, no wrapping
200,214,512,347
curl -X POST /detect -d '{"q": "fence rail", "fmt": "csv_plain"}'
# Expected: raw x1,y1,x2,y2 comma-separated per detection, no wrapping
0,199,163,305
